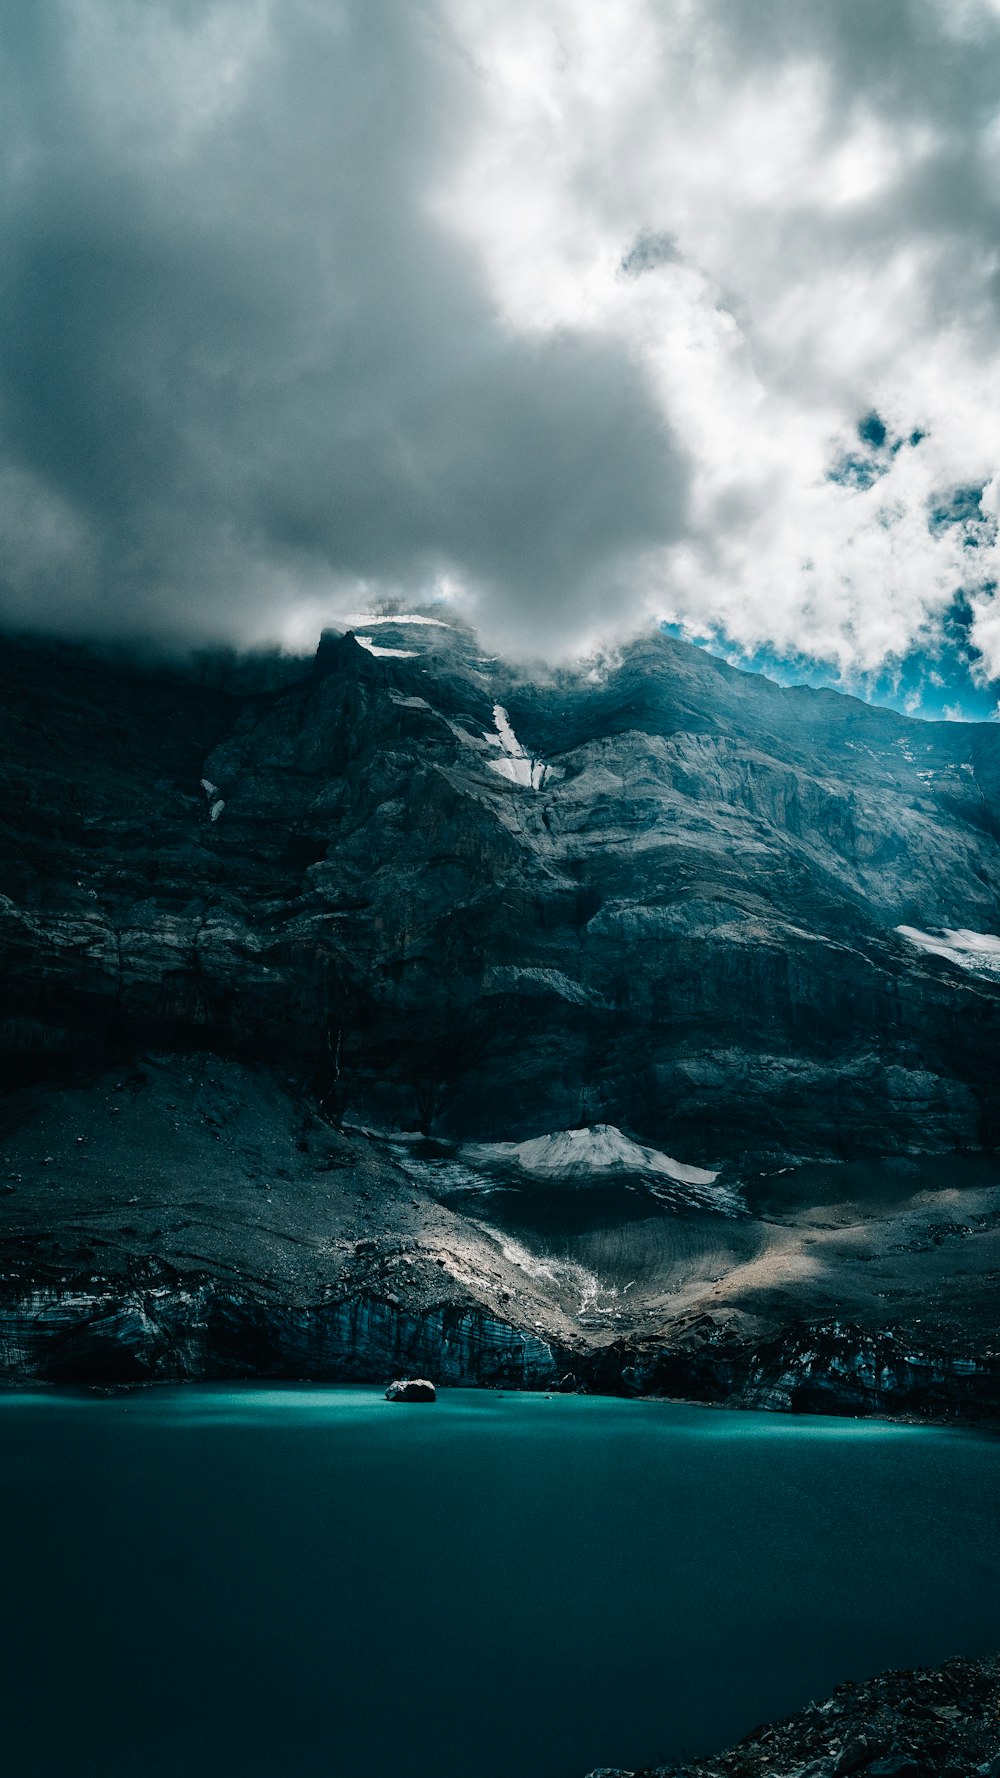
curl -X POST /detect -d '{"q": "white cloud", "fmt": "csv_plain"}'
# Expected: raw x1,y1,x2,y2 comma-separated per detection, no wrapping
428,0,1000,672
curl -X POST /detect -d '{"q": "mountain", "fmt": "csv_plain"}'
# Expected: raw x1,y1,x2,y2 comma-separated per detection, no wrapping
2,615,1000,1411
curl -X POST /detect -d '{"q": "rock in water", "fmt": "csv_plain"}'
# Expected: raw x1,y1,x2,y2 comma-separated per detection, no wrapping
385,1378,436,1402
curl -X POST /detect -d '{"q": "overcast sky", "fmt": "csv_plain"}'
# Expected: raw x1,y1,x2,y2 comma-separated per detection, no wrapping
5,1,1000,701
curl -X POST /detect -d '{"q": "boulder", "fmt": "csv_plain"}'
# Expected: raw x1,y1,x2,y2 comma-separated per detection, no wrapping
385,1377,436,1402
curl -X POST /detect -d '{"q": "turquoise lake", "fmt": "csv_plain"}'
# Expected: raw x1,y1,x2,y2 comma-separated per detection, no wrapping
2,1386,999,1777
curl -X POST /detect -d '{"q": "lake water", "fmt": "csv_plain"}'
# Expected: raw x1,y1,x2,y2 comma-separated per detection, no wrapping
2,1387,999,1778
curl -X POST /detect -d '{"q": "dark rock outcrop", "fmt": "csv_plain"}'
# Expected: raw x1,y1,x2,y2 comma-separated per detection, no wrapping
583,1653,1000,1778
4,1274,999,1426
599,1319,1000,1425
0,1281,562,1388
385,1377,436,1401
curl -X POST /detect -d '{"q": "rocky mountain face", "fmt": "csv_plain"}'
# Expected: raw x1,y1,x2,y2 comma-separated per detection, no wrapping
3,615,1000,1398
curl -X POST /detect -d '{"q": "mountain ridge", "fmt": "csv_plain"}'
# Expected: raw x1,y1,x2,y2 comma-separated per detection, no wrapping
2,617,1000,1402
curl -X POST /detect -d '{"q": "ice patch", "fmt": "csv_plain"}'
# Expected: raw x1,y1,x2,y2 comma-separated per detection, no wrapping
466,1124,718,1186
200,778,224,820
493,705,522,756
897,925,1000,979
464,1125,741,1214
489,755,541,787
486,704,547,790
355,636,417,658
386,1124,738,1219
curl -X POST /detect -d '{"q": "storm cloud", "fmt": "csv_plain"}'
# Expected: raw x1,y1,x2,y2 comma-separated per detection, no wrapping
6,1,1000,675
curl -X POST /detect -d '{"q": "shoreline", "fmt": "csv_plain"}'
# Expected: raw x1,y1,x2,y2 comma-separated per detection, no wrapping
584,1653,1000,1778
3,1276,999,1432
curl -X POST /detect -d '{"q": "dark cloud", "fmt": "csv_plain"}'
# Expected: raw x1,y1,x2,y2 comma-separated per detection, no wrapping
0,0,687,653
6,0,1000,676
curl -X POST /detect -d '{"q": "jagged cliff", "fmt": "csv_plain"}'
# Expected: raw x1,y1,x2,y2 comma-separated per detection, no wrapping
3,617,1000,1398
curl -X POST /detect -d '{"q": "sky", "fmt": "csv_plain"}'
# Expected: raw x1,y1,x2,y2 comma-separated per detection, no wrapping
6,2,1000,713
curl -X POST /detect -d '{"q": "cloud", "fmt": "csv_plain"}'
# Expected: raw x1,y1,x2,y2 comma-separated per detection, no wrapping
619,231,682,278
430,0,1000,671
0,0,686,658
3,0,1000,676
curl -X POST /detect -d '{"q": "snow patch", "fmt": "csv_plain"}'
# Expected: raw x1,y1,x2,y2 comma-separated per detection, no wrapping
200,778,225,820
466,1123,718,1185
486,704,547,790
464,1125,741,1214
897,925,1000,978
355,635,417,658
493,704,522,756
489,755,539,787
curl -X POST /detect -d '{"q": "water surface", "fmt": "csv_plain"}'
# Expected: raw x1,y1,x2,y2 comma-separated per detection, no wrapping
2,1386,999,1778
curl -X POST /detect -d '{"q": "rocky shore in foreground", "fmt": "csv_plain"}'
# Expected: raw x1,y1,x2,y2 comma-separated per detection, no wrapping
586,1655,1000,1778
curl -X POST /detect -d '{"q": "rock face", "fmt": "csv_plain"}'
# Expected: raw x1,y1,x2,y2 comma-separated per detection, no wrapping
584,1653,1000,1778
4,616,1000,1159
385,1377,436,1401
3,617,1000,1397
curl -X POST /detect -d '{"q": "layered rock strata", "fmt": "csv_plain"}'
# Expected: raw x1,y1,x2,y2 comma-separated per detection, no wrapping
3,619,1000,1395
